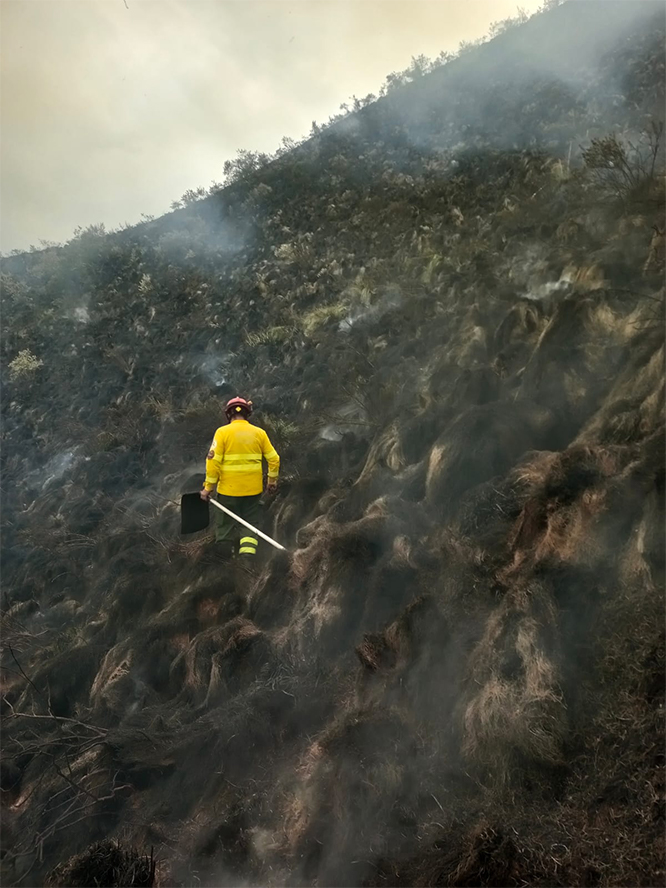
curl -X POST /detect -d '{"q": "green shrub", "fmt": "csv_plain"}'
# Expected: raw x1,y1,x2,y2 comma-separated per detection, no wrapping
582,124,664,204
8,348,43,380
300,303,348,335
262,415,300,449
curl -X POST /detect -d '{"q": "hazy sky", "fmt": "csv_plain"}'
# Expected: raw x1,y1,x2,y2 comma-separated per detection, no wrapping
1,0,544,253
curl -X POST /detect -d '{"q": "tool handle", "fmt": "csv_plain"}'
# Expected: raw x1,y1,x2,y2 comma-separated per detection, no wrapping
209,498,286,551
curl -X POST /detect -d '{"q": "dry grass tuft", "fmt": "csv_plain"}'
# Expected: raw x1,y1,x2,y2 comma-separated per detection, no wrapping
45,840,155,887
461,583,566,783
169,617,271,706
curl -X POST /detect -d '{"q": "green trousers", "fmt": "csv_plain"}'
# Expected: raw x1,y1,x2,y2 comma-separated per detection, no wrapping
214,493,263,557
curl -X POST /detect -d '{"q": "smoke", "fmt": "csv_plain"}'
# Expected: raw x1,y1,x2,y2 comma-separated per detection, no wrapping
2,0,551,254
318,400,368,442
524,277,570,301
151,198,252,263
27,448,82,491
319,425,344,442
194,354,229,388
369,0,665,163
338,283,403,332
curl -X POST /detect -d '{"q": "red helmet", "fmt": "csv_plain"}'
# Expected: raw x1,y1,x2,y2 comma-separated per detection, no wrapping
225,396,253,419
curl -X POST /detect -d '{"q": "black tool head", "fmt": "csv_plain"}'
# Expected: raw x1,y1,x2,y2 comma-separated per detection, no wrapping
180,492,210,534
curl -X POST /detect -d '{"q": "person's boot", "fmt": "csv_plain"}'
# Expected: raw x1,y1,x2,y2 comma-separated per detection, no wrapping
213,540,235,562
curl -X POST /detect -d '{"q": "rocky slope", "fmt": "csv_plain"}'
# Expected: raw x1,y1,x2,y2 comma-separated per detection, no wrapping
1,2,664,885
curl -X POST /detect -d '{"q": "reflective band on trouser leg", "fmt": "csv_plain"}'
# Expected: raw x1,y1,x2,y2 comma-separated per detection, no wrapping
239,535,258,556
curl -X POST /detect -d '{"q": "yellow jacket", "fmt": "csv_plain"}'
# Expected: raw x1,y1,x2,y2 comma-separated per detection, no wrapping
204,418,280,497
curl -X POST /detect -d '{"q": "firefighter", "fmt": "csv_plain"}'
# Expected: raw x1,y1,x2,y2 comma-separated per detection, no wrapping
200,397,280,559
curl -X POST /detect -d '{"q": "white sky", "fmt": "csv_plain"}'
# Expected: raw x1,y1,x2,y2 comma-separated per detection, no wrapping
1,0,544,253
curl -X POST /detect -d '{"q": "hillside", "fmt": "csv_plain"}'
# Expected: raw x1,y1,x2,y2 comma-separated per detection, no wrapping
1,1,665,886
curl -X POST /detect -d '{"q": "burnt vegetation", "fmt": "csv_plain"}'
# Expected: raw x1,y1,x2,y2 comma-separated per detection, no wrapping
1,1,664,886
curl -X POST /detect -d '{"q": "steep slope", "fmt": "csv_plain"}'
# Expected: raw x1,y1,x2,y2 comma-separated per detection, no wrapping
1,2,664,886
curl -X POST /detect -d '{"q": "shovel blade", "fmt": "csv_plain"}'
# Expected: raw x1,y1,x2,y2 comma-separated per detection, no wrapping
180,492,210,534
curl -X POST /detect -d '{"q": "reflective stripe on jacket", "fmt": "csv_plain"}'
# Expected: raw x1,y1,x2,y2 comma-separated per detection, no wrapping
204,419,280,497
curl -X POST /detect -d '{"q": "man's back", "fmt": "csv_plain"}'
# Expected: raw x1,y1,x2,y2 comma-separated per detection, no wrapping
205,418,279,497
